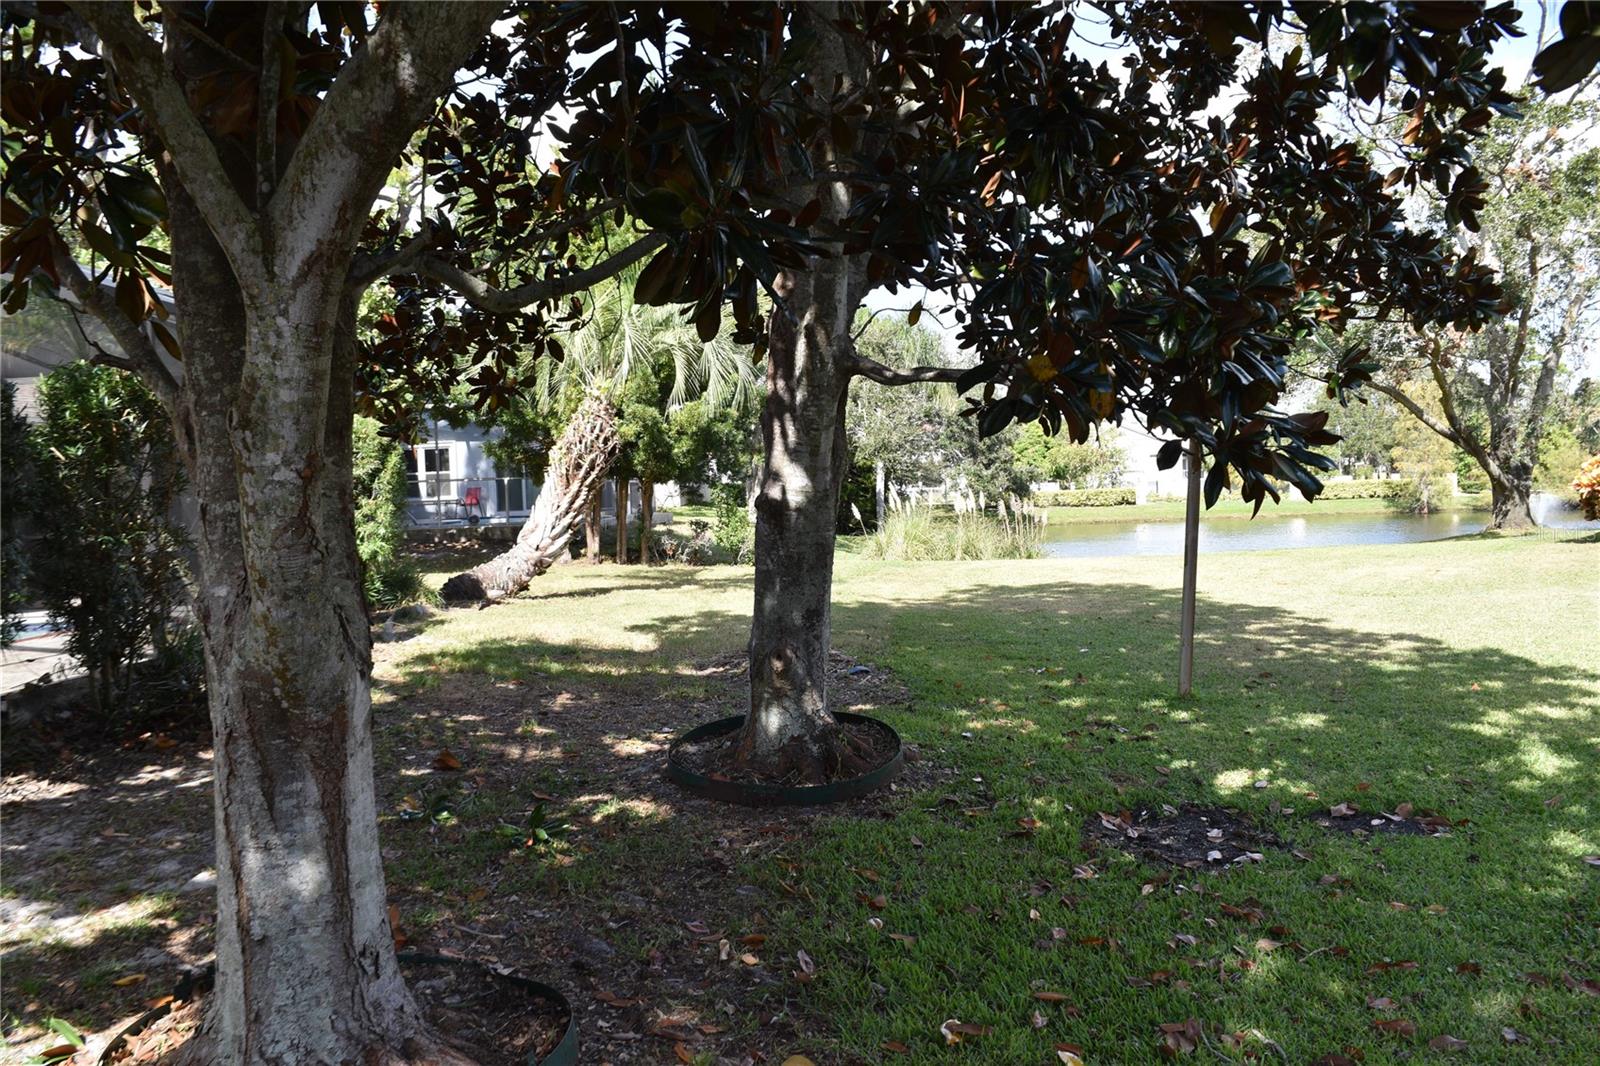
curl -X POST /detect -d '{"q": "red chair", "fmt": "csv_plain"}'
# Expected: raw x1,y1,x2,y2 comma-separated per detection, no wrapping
460,486,483,522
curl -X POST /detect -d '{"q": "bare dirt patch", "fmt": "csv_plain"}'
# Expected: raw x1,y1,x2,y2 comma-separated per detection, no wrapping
1084,804,1283,870
374,645,943,1065
2,643,936,1064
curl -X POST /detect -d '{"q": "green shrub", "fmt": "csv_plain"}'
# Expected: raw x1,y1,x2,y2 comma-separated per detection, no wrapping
29,363,190,715
711,481,753,562
1315,479,1409,500
865,500,1044,561
837,459,877,532
352,417,421,608
1036,487,1137,507
1454,451,1489,494
1,382,41,645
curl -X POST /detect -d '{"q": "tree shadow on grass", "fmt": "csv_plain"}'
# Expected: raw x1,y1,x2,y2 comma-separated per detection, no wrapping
4,562,1595,1062
367,564,1597,1060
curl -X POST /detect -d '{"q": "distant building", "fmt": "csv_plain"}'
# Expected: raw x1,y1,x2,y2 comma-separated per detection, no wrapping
1118,424,1191,502
398,417,681,534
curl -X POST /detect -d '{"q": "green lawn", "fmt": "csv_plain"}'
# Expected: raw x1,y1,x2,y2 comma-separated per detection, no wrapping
388,533,1598,1063
1044,494,1488,525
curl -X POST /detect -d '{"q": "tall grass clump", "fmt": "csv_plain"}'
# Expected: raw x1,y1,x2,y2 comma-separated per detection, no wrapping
862,492,1045,560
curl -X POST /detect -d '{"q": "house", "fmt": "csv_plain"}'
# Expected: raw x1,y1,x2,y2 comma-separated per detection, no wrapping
396,417,683,535
400,417,540,530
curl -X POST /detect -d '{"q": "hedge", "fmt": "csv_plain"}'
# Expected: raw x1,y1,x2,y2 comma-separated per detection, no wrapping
1314,479,1409,500
1037,487,1137,507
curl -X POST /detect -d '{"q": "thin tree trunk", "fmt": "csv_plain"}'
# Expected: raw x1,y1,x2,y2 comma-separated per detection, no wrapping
615,476,630,565
586,489,602,564
874,459,886,531
640,479,654,564
441,395,620,600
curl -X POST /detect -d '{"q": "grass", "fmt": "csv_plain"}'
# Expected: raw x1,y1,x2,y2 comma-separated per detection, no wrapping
1044,494,1488,525
388,531,1599,1063
6,533,1591,1061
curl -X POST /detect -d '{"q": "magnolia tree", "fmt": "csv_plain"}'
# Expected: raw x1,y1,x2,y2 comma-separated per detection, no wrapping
1,3,567,1061
2,1,1588,1059
368,2,1529,782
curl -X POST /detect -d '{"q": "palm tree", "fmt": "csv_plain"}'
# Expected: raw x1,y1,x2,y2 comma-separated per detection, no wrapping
552,268,755,563
442,269,756,598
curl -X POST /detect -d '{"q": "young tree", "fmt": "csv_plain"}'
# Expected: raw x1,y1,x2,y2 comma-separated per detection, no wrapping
1389,383,1458,513
1012,424,1128,489
28,362,189,713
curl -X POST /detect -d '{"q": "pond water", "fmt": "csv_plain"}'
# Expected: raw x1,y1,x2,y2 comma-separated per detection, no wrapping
1040,506,1590,559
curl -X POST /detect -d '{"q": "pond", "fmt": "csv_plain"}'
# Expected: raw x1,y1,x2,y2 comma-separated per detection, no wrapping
1040,505,1589,559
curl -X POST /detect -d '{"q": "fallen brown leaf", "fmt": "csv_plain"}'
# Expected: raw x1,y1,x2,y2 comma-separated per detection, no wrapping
432,749,463,771
1372,1018,1417,1038
940,1019,990,1044
1428,1034,1469,1053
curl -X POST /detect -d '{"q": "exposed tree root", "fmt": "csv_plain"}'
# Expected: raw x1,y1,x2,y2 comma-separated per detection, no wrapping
730,718,879,786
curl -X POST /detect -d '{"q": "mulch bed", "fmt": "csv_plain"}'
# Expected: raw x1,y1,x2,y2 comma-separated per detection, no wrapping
670,711,901,788
1084,804,1283,870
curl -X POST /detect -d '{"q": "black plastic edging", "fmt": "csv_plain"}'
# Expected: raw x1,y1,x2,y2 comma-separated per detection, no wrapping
665,711,905,806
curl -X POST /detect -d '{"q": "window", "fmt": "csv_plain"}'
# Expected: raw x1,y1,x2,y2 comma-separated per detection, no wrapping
409,446,451,499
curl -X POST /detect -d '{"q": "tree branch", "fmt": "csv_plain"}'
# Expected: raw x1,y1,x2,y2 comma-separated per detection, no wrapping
1365,381,1460,447
70,2,267,294
347,220,437,294
265,2,502,275
414,233,668,314
49,236,181,411
843,349,969,387
256,2,287,205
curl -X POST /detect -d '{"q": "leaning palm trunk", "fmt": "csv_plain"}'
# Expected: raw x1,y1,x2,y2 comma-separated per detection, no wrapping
441,394,620,601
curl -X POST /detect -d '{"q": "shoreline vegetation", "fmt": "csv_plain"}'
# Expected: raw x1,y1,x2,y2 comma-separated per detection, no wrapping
1043,493,1492,525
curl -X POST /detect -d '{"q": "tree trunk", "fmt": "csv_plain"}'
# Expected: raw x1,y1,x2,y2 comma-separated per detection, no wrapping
164,180,456,1060
640,479,654,564
441,394,620,600
874,459,886,531
586,489,603,564
733,3,874,784
1488,467,1535,530
738,289,860,781
615,476,630,564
